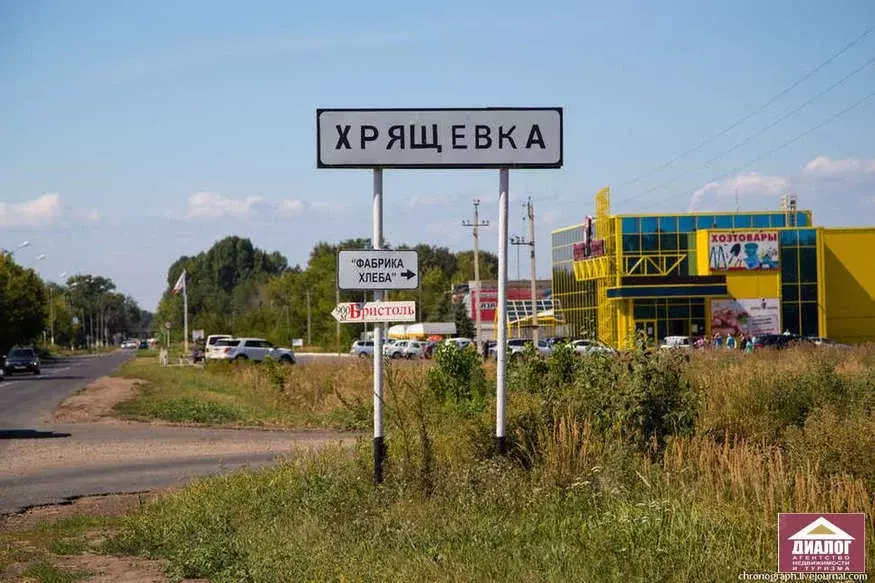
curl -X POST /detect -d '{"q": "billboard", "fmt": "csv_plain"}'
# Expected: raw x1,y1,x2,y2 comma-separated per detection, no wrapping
711,298,781,336
709,231,779,272
469,284,549,323
317,108,563,169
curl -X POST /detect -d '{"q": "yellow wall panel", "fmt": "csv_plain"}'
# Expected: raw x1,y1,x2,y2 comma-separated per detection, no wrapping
823,229,875,344
725,272,781,300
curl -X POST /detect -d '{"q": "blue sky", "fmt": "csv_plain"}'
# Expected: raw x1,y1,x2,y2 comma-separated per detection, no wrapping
2,0,874,311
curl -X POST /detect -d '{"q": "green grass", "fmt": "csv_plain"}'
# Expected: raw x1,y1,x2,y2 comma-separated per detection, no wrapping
0,515,119,580
22,559,92,582
111,355,381,429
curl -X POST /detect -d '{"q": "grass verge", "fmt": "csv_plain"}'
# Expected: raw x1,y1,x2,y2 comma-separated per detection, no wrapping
98,344,875,581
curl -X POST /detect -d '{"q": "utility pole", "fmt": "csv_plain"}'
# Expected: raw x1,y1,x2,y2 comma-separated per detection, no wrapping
335,283,340,354
462,199,490,349
510,197,538,343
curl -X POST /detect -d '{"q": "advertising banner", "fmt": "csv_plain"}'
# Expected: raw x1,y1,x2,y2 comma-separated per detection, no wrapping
709,231,779,272
470,286,547,323
711,298,781,336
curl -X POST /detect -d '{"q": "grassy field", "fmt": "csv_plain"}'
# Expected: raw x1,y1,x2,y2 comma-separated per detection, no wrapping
111,355,384,429
11,344,873,581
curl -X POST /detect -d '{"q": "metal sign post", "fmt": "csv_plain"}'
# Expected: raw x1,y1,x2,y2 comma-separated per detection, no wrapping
372,168,385,484
496,169,509,454
316,107,563,476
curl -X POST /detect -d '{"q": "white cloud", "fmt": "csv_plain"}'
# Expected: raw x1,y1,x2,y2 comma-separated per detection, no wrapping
185,191,265,220
275,199,306,218
69,207,101,222
0,193,63,228
689,172,787,211
801,156,875,179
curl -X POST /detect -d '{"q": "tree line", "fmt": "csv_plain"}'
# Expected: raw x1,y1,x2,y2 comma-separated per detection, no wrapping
155,236,497,349
0,253,152,354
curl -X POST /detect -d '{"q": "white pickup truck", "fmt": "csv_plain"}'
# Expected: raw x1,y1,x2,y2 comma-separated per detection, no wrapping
207,337,296,364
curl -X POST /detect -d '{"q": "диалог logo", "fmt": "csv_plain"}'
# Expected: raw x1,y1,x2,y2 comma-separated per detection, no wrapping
778,513,866,573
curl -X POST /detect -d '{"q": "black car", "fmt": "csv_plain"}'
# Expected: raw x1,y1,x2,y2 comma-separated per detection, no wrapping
752,334,809,350
4,347,41,376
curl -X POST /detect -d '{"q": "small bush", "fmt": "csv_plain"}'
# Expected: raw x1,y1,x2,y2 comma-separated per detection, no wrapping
426,342,487,407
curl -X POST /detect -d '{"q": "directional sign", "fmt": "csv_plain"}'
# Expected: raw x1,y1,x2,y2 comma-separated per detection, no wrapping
337,250,419,290
317,108,563,169
331,301,417,323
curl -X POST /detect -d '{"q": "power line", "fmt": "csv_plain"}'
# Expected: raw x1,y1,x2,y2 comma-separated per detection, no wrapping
616,25,873,189
634,87,875,213
618,53,875,204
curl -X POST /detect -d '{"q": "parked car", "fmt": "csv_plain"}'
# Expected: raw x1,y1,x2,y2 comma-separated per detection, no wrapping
206,334,234,359
489,338,552,358
350,340,374,358
444,337,475,351
806,336,850,348
208,337,296,364
4,347,41,376
660,336,693,349
120,339,139,349
138,340,149,349
383,340,426,359
570,339,616,355
751,334,809,350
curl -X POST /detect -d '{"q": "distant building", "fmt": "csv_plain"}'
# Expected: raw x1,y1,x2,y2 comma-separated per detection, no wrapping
551,188,875,348
458,279,553,341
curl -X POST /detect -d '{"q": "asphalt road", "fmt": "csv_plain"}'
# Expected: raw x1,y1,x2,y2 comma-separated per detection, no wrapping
0,351,134,428
0,352,355,515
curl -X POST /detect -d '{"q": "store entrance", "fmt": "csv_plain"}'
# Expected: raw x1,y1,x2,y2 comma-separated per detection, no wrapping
634,319,657,348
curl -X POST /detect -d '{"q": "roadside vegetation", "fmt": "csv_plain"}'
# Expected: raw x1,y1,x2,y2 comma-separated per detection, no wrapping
95,343,874,581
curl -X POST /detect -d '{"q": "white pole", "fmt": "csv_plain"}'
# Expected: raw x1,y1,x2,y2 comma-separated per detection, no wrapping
496,168,509,454
528,198,539,344
372,168,385,484
183,274,189,355
473,200,482,350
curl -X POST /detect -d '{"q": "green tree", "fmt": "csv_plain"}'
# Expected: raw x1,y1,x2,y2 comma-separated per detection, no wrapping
0,255,48,352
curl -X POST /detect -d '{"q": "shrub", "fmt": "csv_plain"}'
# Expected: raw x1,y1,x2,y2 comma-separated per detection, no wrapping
426,342,487,408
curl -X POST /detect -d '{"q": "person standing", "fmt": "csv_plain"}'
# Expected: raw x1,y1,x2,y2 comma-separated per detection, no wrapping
726,334,737,350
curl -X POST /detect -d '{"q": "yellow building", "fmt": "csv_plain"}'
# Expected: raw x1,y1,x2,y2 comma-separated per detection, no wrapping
551,188,875,348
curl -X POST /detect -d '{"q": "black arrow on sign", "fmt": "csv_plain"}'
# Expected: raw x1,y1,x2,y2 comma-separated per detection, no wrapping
401,269,416,280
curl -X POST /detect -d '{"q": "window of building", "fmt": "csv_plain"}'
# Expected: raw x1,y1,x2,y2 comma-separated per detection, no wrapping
798,229,816,246
733,215,752,228
696,215,714,230
641,233,659,253
623,235,640,253
782,303,800,335
753,214,770,228
800,284,818,302
659,216,678,233
781,230,798,246
679,216,695,232
799,247,817,282
622,217,639,234
660,232,678,251
714,215,732,229
796,211,809,227
640,217,657,233
801,303,818,336
770,214,786,228
782,247,798,282
782,284,799,302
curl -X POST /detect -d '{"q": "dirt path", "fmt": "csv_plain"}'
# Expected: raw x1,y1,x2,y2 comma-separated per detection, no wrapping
52,377,142,424
1,493,208,582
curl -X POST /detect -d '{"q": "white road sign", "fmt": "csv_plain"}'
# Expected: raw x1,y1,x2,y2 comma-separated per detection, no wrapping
317,108,563,169
337,250,419,290
331,301,417,323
